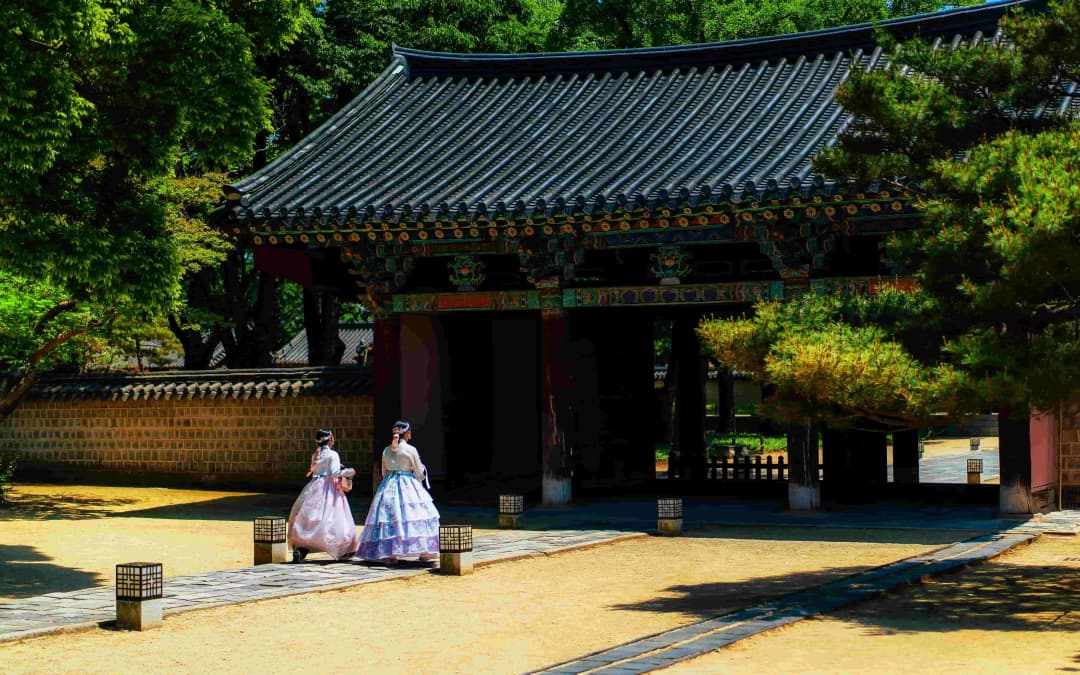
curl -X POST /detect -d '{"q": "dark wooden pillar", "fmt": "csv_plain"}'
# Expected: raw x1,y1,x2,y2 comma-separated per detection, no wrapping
491,317,539,477
371,314,401,493
672,315,706,481
786,422,820,510
822,426,886,502
892,429,920,484
714,367,735,435
540,296,573,504
999,407,1036,514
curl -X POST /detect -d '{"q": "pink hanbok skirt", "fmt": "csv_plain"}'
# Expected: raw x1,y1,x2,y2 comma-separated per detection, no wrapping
287,476,358,559
355,471,440,561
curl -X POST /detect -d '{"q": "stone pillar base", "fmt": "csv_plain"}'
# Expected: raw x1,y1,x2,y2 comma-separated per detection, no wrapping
254,541,287,565
542,476,572,505
657,518,683,535
117,598,162,631
440,551,474,575
999,482,1039,515
788,484,820,511
498,514,521,529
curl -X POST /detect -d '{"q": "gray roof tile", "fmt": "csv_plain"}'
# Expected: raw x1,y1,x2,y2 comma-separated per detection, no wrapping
225,1,1040,226
22,367,373,402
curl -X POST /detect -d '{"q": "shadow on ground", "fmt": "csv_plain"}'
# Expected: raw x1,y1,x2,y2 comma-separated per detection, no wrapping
0,494,139,521
835,558,1080,635
609,564,879,620
0,545,103,599
609,557,1080,633
116,493,297,521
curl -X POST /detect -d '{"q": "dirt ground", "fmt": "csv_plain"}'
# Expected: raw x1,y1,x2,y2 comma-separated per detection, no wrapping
1,483,1077,674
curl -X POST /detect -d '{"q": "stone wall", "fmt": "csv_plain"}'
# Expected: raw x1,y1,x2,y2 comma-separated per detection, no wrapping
1059,396,1080,508
0,368,375,491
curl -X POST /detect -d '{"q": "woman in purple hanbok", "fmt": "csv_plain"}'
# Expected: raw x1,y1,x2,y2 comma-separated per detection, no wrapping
355,420,440,564
288,429,359,562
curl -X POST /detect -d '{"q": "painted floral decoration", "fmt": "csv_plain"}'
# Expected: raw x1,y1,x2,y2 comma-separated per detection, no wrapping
448,254,486,290
649,245,692,284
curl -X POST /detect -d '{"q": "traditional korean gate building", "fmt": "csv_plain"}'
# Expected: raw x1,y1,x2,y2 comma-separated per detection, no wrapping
221,0,1064,512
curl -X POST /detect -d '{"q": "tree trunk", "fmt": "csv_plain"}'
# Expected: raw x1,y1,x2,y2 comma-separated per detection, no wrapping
303,290,344,366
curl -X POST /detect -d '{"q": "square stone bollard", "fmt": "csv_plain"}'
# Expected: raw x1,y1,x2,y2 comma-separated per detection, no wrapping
657,498,683,535
253,516,288,564
967,458,983,485
439,524,474,575
116,562,163,631
498,494,524,529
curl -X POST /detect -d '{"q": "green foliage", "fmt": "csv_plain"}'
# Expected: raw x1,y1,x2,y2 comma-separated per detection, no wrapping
657,433,789,460
0,451,16,505
551,0,968,50
699,292,969,427
705,430,788,454
0,0,311,412
0,271,94,370
703,0,1080,427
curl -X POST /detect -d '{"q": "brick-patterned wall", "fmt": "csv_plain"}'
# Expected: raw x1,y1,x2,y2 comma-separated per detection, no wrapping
1060,396,1080,507
0,369,375,491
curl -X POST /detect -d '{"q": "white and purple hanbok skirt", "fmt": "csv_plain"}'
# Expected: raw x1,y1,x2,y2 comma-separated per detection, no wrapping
355,470,440,561
287,475,359,559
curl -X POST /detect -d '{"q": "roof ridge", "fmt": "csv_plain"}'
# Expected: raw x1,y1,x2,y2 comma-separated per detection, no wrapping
394,0,1041,78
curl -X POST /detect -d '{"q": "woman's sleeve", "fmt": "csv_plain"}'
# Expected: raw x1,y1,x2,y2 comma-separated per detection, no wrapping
329,450,343,476
411,449,429,487
381,447,391,477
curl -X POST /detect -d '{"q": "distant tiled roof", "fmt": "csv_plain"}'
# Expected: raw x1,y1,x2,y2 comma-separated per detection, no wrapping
653,365,753,381
224,1,1044,227
274,324,374,366
24,367,373,401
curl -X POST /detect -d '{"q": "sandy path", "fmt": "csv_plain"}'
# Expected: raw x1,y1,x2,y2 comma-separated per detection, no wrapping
666,535,1080,674
0,485,292,601
2,483,1077,674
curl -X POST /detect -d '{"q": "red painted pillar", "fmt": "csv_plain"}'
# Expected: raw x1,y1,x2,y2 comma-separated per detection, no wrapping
371,313,401,493
539,285,573,505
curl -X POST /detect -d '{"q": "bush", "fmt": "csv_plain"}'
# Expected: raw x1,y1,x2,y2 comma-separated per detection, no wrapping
0,452,17,505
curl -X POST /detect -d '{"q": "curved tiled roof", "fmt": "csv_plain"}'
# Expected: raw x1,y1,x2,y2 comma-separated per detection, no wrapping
274,324,375,366
225,1,1043,226
22,367,373,402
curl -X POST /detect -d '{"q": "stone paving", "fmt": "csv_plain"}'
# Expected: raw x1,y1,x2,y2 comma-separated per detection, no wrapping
0,528,642,645
906,447,1001,484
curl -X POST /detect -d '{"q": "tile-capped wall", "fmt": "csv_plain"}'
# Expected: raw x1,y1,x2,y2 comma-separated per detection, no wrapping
0,394,374,489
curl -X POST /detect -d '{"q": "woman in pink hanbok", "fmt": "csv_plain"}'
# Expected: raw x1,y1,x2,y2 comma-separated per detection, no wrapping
355,421,440,564
288,429,359,562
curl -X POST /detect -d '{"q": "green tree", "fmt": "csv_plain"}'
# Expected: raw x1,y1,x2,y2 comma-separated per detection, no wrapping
0,0,311,417
181,0,561,371
699,0,1080,430
551,0,969,51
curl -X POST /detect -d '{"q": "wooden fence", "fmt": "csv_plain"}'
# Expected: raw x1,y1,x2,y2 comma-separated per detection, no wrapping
708,455,789,481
